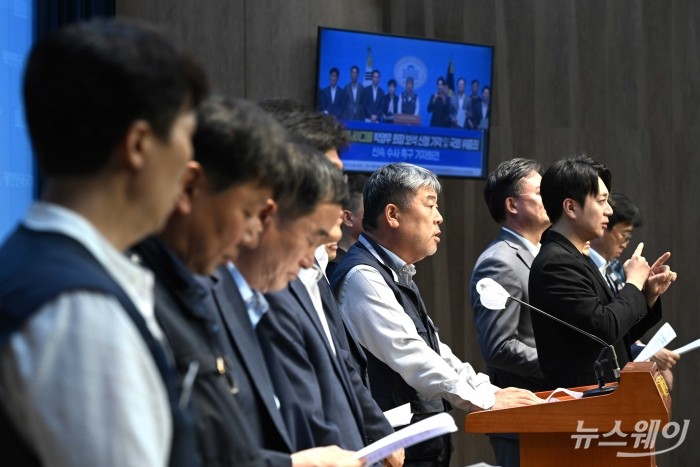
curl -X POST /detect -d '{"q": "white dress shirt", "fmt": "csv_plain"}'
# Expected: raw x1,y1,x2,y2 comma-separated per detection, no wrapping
297,245,337,355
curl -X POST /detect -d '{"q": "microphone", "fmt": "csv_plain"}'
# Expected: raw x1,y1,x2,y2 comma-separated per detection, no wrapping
476,278,620,397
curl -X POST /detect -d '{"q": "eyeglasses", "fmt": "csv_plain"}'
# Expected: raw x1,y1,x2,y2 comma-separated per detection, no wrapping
613,227,633,244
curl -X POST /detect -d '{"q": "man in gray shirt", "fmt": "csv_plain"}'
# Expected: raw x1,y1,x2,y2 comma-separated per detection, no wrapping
331,163,542,467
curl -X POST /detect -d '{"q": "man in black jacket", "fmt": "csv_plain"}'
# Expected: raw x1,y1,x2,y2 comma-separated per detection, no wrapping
529,155,676,389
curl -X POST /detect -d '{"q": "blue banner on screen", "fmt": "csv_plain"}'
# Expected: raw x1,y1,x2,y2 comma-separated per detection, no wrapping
341,121,486,177
315,27,493,178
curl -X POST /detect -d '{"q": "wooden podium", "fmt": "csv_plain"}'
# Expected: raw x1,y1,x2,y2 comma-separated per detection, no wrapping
465,362,671,466
393,114,421,126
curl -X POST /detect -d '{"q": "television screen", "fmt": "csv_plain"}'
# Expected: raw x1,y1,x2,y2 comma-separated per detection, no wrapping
314,27,493,178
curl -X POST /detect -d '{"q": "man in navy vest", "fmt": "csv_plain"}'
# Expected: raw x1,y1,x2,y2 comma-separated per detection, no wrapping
331,163,543,467
0,19,207,466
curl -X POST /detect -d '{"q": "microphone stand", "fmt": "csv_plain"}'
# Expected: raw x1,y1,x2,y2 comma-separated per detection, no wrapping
507,296,620,397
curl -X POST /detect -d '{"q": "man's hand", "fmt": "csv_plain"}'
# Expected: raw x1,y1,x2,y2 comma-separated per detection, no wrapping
291,446,362,467
491,387,543,410
623,243,651,290
383,448,405,467
650,348,680,371
644,251,677,305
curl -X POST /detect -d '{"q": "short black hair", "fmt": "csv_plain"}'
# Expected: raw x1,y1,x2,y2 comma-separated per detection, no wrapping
192,96,288,194
343,173,368,212
259,98,350,154
484,158,541,223
276,143,347,226
329,67,339,76
24,18,207,177
372,69,380,77
405,76,414,85
482,86,490,93
471,79,479,86
541,154,611,223
608,192,643,229
387,79,397,88
350,65,360,74
437,76,445,85
457,77,466,85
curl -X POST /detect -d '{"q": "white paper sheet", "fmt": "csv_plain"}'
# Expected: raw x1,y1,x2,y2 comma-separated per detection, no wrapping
633,322,676,363
544,387,584,403
383,403,412,427
353,412,457,465
672,338,700,356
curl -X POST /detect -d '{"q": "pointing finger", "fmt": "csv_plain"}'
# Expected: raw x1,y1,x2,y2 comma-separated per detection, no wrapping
633,242,644,257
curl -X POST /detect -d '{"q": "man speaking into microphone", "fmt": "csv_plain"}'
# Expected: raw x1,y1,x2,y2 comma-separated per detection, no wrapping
528,155,677,390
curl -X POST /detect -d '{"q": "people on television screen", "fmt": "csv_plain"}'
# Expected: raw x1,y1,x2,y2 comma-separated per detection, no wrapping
382,79,399,123
467,79,482,129
473,86,490,130
427,76,454,128
397,76,420,118
360,69,384,123
451,77,470,128
341,65,364,121
318,67,344,119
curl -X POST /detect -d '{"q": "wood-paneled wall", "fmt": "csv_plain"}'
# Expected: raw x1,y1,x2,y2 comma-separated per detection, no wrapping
118,1,699,465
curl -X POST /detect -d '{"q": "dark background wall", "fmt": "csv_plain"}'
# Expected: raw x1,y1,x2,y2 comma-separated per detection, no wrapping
118,1,699,465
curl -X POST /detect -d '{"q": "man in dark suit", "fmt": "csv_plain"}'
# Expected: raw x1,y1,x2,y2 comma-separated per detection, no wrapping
427,77,454,128
133,97,360,467
587,192,680,389
342,65,364,120
529,155,677,389
318,67,345,119
361,69,384,122
470,158,550,467
262,214,398,456
471,86,490,129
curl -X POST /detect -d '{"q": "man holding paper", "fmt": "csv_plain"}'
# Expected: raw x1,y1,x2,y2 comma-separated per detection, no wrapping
529,155,677,389
588,192,680,388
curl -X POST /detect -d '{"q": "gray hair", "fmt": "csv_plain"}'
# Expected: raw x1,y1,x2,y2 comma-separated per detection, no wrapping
362,163,441,231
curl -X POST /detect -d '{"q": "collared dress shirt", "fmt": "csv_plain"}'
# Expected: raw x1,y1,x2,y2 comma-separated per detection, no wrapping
336,235,499,412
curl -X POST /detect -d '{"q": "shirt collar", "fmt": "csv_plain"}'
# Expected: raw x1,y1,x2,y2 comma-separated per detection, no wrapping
23,201,161,340
588,247,607,272
359,233,416,286
501,226,541,256
227,261,269,328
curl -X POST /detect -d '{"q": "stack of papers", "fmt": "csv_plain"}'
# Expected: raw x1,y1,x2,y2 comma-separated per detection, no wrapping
353,412,457,465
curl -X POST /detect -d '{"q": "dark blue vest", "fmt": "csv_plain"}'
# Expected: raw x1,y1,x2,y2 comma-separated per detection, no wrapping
0,226,200,467
329,236,448,415
400,93,417,115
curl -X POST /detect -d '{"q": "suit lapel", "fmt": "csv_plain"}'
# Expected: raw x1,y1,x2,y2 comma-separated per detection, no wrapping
211,271,293,450
499,229,535,269
546,231,614,301
289,278,338,358
288,278,365,428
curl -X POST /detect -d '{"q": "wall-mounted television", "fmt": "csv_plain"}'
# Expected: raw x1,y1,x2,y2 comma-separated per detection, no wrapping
314,27,493,178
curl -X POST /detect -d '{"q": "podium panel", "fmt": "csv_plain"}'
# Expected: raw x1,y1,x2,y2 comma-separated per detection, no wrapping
465,362,671,466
